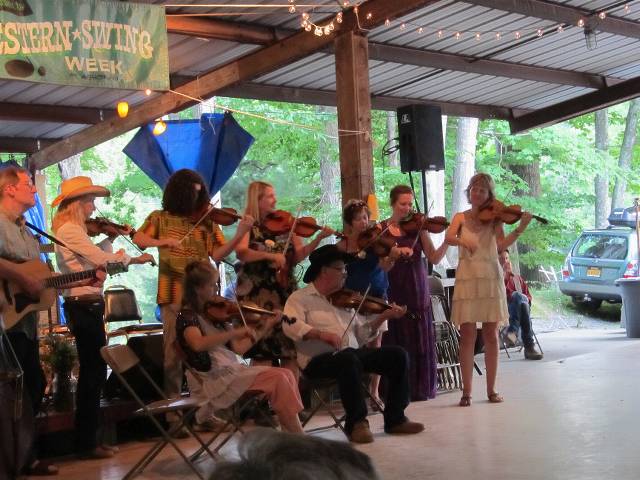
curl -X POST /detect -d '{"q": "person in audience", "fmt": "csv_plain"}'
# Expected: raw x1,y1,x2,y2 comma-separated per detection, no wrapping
498,249,543,360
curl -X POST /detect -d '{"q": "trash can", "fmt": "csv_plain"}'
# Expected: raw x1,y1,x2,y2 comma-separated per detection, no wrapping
615,278,640,338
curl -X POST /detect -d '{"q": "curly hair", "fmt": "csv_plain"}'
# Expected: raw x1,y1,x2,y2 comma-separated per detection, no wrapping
162,169,210,216
342,199,370,226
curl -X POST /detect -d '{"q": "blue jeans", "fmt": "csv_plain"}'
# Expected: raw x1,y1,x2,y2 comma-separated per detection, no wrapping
506,292,534,347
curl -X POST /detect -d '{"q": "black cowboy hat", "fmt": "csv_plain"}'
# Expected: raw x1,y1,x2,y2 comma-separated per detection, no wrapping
303,244,355,283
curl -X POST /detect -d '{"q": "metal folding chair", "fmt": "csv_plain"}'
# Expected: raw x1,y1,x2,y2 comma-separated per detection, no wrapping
431,294,462,391
500,325,543,359
100,344,216,480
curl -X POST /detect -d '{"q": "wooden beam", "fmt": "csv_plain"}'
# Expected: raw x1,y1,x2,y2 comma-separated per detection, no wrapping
28,0,440,170
335,31,374,203
0,102,112,124
465,0,640,39
219,82,524,119
0,137,60,154
510,75,640,133
166,16,287,45
368,43,621,89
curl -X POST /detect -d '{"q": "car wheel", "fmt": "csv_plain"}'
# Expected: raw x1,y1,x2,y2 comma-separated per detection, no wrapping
571,297,603,312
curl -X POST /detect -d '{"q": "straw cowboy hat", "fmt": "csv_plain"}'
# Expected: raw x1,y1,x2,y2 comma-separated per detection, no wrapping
52,176,110,207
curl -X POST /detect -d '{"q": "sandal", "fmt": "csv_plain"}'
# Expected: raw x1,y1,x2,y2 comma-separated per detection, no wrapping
488,392,504,403
459,395,472,407
24,460,59,476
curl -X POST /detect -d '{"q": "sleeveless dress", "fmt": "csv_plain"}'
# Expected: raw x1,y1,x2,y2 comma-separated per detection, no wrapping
380,222,437,401
450,213,509,326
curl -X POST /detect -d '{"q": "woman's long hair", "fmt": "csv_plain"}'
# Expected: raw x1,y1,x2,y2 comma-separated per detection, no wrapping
162,169,210,216
465,172,496,204
244,181,273,221
182,260,219,310
52,197,87,233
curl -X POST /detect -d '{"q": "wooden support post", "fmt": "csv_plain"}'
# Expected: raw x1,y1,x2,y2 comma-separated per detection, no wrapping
335,31,374,205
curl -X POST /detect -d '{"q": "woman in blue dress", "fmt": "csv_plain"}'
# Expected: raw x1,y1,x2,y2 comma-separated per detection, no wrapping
336,199,401,406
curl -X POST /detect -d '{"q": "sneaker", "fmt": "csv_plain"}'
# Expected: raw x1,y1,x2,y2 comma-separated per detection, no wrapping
348,420,374,444
385,420,424,435
524,346,543,360
502,330,517,348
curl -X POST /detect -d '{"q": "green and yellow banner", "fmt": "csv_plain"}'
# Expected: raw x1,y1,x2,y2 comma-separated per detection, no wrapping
0,0,169,90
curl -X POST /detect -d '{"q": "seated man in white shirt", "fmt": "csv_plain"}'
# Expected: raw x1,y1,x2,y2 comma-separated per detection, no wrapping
283,245,424,444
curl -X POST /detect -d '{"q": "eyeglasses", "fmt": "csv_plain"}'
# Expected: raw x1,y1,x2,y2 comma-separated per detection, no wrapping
325,265,347,275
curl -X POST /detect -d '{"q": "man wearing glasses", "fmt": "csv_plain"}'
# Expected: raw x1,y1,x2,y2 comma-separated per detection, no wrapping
283,244,424,444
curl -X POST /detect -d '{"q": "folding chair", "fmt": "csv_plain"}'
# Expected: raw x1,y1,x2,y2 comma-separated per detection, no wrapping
299,374,384,434
500,325,543,359
431,293,462,391
172,342,276,462
100,344,216,480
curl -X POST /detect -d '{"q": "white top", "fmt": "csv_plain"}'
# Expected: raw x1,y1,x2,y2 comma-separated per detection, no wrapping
54,222,131,297
282,283,387,370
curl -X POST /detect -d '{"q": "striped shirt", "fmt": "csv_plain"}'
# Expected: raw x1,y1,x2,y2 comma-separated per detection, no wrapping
139,210,225,305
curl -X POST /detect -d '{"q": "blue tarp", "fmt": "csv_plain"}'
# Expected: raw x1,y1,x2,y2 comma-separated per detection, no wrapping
122,112,254,194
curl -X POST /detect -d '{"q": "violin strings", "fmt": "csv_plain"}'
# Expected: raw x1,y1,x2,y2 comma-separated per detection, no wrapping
338,283,371,347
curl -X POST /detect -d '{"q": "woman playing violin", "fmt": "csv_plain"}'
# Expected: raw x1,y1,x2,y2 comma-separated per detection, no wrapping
444,173,532,407
336,199,402,406
132,169,253,434
176,261,304,433
381,185,448,401
235,181,332,311
52,176,154,459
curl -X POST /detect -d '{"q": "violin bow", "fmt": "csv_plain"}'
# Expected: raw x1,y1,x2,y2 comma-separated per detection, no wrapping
337,283,372,348
279,206,302,264
177,196,222,245
356,223,393,258
408,212,428,251
94,207,157,267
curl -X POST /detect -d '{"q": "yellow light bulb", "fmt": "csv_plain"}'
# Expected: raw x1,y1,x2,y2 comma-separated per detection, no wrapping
117,101,129,118
152,119,167,136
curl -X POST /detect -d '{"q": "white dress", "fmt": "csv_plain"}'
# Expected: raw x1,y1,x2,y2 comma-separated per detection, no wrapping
451,212,509,326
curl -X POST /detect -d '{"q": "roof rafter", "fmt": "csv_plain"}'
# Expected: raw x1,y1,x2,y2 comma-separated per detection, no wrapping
0,137,61,154
510,75,640,133
28,0,441,170
0,102,113,124
166,15,288,44
465,0,640,39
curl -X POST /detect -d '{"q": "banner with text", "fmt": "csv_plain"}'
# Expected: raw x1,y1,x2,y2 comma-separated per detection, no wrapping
0,0,169,90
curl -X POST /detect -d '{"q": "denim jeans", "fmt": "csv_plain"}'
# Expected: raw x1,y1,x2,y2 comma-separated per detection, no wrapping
507,292,534,347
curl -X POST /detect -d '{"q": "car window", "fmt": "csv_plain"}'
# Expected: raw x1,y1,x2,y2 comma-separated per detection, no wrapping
573,234,628,260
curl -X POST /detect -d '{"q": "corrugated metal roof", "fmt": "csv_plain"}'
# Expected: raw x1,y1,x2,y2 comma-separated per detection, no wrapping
2,0,640,151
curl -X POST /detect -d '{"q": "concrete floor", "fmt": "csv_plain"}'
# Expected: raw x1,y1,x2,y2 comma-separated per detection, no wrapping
44,328,640,480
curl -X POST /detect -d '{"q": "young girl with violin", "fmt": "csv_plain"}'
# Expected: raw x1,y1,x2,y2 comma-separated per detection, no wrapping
381,185,449,401
336,199,401,406
132,169,254,433
52,176,155,459
445,173,532,407
176,260,304,433
235,181,333,311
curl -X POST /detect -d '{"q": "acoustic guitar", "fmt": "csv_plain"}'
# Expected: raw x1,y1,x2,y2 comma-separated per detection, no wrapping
0,260,126,329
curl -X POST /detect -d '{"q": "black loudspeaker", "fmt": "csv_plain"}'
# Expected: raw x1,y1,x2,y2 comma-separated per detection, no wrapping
104,333,164,401
397,104,445,172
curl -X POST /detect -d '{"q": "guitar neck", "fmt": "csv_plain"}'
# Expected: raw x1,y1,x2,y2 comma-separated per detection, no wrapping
44,269,96,289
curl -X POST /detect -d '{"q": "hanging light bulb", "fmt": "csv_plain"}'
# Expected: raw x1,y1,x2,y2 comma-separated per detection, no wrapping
305,23,312,31
116,101,129,118
144,89,152,96
598,11,606,19
366,12,372,20
437,29,443,38
400,23,406,30
288,4,296,13
537,28,543,37
152,119,167,136
515,31,521,39
557,24,564,33
624,4,630,13
418,27,424,34
495,32,501,40
475,32,481,40
336,12,343,23
577,18,585,27
314,26,323,36
384,18,390,26
454,31,461,39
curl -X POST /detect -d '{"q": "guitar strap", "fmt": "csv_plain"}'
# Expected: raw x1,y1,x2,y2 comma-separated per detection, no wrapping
24,221,97,267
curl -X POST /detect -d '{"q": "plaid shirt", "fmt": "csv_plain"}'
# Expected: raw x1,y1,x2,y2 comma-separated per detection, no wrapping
504,272,532,305
139,210,225,305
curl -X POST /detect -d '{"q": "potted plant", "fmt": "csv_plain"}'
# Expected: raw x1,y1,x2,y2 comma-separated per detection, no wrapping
43,336,77,412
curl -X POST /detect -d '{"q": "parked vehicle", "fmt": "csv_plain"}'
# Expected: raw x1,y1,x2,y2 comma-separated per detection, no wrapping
560,207,639,311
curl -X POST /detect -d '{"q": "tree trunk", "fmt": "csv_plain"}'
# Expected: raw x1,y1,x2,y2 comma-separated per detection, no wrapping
57,154,82,180
386,111,399,168
611,99,640,210
425,115,449,266
509,161,541,281
317,106,340,210
447,117,478,266
594,109,610,228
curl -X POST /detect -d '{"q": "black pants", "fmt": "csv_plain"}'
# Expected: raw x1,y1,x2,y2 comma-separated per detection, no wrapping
64,299,106,453
303,346,410,433
6,331,45,465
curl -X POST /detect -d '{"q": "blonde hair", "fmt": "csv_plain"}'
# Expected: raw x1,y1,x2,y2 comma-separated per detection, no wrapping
244,181,273,221
465,173,496,203
182,261,219,309
0,165,27,199
52,197,88,233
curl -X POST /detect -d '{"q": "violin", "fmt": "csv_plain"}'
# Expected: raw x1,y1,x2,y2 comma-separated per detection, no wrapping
356,224,396,258
190,204,247,226
478,199,548,225
202,296,296,328
328,288,415,319
263,209,344,239
399,212,450,234
85,217,135,238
